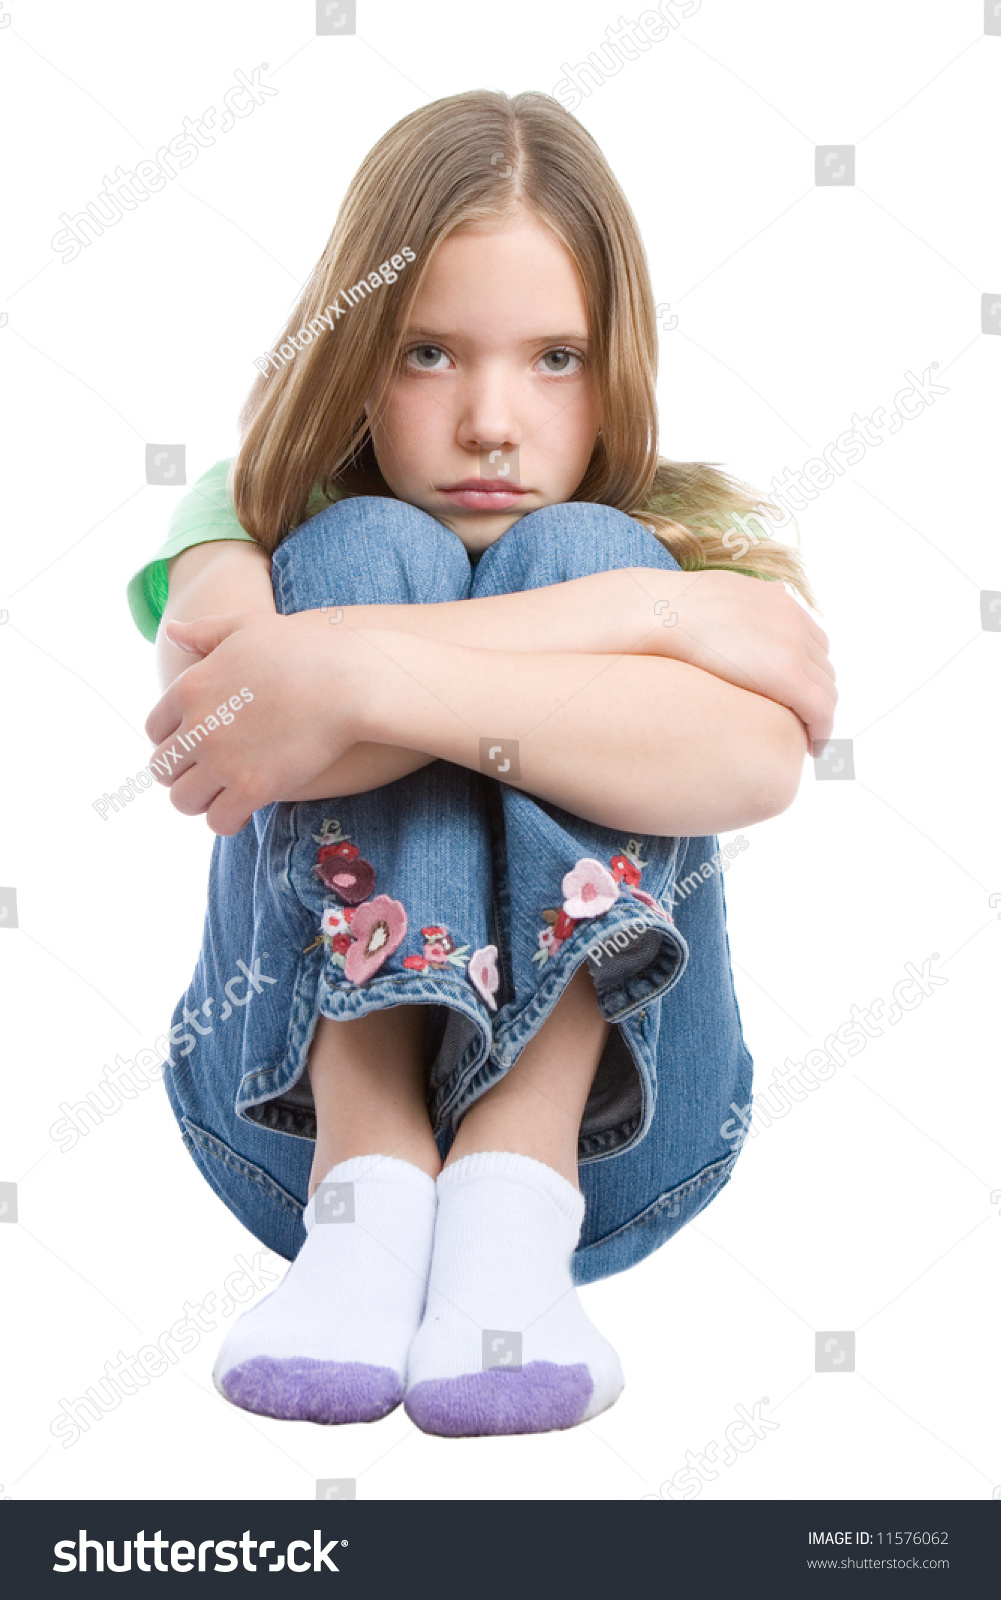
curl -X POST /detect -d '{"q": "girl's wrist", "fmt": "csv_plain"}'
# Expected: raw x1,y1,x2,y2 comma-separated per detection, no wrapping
344,626,462,755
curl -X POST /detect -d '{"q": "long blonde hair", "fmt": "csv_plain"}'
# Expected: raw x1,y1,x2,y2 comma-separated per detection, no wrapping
234,89,816,609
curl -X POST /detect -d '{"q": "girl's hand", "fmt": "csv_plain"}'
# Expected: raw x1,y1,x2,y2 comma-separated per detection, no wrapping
145,611,368,836
651,569,838,749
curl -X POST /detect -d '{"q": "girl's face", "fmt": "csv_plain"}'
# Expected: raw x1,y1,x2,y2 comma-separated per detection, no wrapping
366,212,602,555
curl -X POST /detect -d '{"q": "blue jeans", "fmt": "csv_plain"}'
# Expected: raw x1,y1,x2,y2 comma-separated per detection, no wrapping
162,497,754,1286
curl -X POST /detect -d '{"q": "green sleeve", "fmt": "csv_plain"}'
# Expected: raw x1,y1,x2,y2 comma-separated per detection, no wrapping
126,458,342,643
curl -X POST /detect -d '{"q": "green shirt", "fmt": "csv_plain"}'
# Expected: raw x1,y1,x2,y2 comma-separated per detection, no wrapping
126,459,342,643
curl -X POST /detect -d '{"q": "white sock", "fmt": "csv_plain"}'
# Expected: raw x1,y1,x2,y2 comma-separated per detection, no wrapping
213,1153,436,1425
404,1150,624,1436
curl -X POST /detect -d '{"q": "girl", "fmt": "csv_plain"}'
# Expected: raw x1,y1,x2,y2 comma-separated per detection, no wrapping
133,89,835,1439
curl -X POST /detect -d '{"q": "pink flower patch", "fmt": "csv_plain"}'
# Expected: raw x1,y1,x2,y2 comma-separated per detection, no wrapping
468,945,500,1011
562,857,619,919
343,895,408,984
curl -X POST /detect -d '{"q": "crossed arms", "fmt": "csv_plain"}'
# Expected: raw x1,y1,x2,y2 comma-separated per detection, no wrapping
146,538,836,840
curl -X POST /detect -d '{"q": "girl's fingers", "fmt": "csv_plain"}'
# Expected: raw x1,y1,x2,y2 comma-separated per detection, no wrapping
205,788,253,837
795,665,837,748
167,764,224,818
804,636,837,684
145,681,185,747
149,731,196,786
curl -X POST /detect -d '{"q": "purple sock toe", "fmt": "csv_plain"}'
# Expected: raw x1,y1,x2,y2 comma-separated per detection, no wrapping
404,1361,594,1437
219,1357,402,1424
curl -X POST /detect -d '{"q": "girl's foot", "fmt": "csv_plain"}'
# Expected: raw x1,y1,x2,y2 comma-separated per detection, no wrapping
213,1153,436,1425
403,1151,624,1437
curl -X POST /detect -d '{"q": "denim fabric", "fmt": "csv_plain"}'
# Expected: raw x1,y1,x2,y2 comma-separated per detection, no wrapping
162,497,754,1286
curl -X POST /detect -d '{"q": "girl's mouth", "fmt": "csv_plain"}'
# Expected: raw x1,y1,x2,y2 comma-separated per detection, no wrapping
438,479,531,512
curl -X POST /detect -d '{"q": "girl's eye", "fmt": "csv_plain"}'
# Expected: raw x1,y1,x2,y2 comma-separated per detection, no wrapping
538,347,584,376
405,344,450,371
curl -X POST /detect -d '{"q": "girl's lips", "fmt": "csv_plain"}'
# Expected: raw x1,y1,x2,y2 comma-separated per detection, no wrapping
439,482,531,511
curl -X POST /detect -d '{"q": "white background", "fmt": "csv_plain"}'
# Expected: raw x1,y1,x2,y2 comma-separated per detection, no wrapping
1,0,998,1503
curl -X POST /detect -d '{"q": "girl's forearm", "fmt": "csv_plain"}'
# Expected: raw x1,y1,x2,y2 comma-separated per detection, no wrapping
157,544,432,794
338,567,674,660
295,627,808,835
157,541,276,691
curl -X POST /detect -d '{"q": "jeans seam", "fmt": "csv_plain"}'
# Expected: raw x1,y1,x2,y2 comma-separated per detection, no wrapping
182,1116,304,1216
576,1151,739,1254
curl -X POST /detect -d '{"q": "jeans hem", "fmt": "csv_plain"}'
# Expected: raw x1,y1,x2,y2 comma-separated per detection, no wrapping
234,958,496,1145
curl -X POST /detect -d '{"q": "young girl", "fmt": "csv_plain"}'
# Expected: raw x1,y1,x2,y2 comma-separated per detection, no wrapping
132,89,835,1439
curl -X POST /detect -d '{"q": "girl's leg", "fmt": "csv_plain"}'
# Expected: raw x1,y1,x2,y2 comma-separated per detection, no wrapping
442,962,607,1189
405,503,693,1438
197,497,499,1426
307,1004,440,1194
468,506,753,1290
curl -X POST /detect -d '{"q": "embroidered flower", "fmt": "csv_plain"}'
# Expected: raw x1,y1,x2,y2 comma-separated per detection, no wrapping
610,852,642,888
320,904,352,940
622,838,649,871
562,857,619,919
404,924,471,976
343,895,408,983
315,854,377,903
421,926,457,964
317,840,359,864
468,945,500,1011
312,818,351,845
538,927,560,954
553,908,577,941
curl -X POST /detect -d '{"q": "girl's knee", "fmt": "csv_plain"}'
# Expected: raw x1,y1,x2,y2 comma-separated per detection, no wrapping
475,500,681,591
270,494,472,613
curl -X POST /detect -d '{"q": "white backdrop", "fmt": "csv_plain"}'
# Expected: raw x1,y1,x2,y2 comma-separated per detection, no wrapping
1,0,998,1503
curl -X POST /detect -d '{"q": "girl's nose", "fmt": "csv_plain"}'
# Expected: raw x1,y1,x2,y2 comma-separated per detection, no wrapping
454,373,520,456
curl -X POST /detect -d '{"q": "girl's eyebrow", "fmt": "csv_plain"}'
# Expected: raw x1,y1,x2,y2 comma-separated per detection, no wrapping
403,327,590,346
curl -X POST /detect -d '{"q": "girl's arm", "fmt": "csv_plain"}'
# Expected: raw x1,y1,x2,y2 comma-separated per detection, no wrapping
326,565,835,748
158,541,438,793
149,610,809,839
157,541,276,690
159,543,833,805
